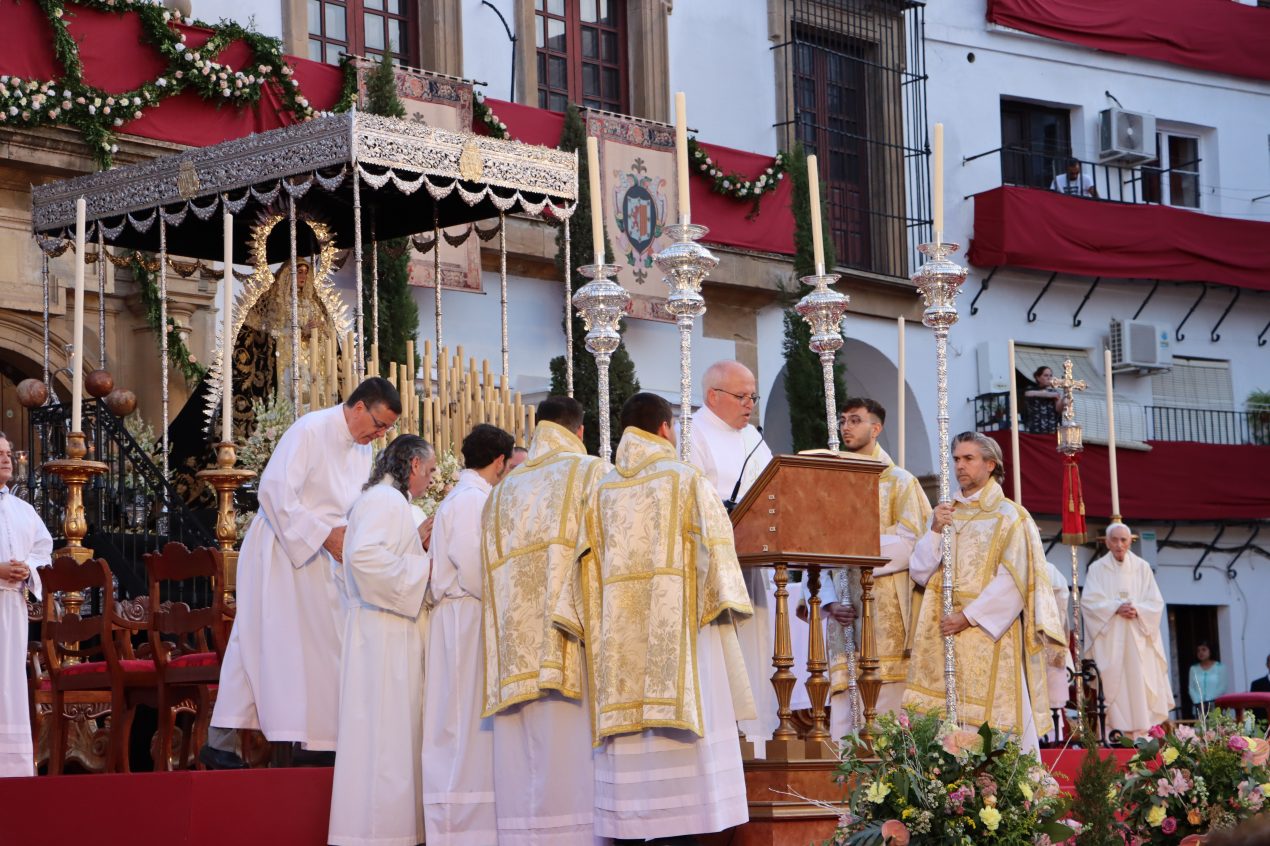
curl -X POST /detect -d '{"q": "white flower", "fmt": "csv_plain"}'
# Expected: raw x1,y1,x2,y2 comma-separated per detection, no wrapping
106,97,115,105
48,108,59,118
156,78,168,87
61,99,71,109
7,106,17,116
174,70,183,79
93,97,101,107
174,42,185,52
222,89,231,97
87,105,96,114
103,106,111,114
498,121,506,130
110,144,118,153
113,118,123,126
53,8,63,17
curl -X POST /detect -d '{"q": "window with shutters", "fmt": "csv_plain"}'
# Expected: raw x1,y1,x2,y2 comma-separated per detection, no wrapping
308,0,417,67
1151,357,1234,410
535,0,628,114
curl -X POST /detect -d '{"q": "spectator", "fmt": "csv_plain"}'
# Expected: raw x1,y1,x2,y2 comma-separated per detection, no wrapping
1249,653,1270,723
1024,366,1065,433
1188,641,1227,718
1050,158,1098,198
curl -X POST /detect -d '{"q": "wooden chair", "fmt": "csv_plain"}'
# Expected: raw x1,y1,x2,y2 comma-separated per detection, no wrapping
143,542,226,770
38,555,155,774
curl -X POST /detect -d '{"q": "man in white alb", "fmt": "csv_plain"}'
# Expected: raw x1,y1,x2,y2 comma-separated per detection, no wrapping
423,423,513,846
0,432,51,778
1082,522,1174,738
201,377,401,769
687,360,780,747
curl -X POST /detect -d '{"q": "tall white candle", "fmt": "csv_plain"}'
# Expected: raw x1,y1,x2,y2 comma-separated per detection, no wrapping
586,136,605,264
933,122,945,241
222,212,234,443
72,197,86,433
1104,347,1120,519
1008,339,1022,504
897,316,906,469
807,154,824,276
675,91,690,226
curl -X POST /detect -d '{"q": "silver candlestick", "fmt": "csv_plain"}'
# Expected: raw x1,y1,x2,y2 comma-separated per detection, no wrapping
654,223,717,462
912,241,968,724
795,270,858,728
573,262,629,464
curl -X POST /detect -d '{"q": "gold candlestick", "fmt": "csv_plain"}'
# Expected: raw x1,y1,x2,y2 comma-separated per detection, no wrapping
42,430,109,623
196,442,256,608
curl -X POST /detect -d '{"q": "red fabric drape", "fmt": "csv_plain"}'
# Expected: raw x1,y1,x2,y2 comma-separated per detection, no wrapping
969,187,1270,293
476,98,565,148
986,0,1270,82
989,431,1270,522
1060,452,1087,544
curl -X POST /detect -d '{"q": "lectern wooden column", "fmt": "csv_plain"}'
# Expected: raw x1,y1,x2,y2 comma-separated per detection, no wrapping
731,453,885,761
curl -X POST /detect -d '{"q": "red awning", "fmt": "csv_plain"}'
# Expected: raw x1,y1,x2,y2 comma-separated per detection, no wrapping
987,431,1270,523
986,0,1270,82
968,186,1270,293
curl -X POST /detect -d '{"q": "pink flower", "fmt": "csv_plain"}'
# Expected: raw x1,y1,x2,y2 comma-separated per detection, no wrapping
1245,737,1269,766
1148,725,1167,739
1229,735,1250,752
1161,817,1178,834
880,820,910,845
941,730,984,756
1174,725,1197,742
898,711,910,729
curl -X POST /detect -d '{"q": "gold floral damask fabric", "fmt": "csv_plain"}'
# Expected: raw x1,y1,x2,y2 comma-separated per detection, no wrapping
828,445,932,691
481,421,605,716
553,427,753,742
902,480,1065,735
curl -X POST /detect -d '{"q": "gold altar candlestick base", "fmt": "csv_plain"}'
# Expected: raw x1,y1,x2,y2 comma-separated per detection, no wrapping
856,565,882,748
43,431,109,566
197,442,256,609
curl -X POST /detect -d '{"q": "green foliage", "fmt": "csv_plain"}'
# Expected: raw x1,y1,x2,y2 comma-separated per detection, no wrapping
130,255,207,384
5,0,319,169
783,142,846,451
547,104,640,455
1072,720,1124,846
1247,388,1270,445
361,52,417,369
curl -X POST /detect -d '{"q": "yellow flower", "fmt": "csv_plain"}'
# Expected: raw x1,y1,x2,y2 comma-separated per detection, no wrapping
865,780,892,804
1106,786,1118,802
902,807,915,819
1020,783,1034,801
1261,782,1270,795
1162,747,1179,765
984,794,997,807
875,734,890,751
1147,805,1167,827
979,807,1002,831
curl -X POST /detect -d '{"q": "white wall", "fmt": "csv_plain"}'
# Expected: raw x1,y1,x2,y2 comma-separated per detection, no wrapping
193,0,284,40
462,0,518,101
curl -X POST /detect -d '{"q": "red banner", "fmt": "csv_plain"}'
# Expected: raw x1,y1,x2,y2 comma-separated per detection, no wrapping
986,0,1270,82
969,187,1270,293
1060,452,1087,544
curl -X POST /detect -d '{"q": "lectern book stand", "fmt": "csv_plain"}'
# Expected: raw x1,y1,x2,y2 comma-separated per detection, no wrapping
730,453,886,760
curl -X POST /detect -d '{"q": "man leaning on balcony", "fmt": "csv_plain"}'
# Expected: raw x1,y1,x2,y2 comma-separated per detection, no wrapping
1051,158,1098,199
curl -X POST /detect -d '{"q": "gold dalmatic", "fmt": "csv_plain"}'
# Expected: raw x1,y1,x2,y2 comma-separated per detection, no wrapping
553,427,754,742
481,421,605,716
902,479,1065,735
828,444,931,691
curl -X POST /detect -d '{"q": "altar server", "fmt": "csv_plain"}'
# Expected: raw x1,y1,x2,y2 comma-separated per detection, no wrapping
203,378,400,768
423,423,513,845
329,434,436,846
556,392,754,840
0,432,51,777
482,396,605,846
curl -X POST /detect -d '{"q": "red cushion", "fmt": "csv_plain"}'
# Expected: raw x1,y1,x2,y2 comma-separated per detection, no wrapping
58,658,154,676
168,651,218,669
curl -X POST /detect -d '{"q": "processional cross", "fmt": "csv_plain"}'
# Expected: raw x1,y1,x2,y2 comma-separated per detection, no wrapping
1052,359,1087,427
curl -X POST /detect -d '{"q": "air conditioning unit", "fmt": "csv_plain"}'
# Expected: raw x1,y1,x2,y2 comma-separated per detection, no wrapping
1109,318,1172,372
1098,108,1157,165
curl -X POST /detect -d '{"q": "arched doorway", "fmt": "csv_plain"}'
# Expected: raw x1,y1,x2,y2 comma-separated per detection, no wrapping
760,337,933,478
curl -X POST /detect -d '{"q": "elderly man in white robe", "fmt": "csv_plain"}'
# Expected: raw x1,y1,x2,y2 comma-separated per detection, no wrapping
481,396,605,846
329,434,436,846
423,423,514,846
201,377,401,769
0,433,51,778
688,360,782,747
556,392,755,841
1082,522,1174,738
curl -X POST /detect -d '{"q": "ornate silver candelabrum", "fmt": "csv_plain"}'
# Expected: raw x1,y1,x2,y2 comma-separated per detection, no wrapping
654,223,717,462
573,262,630,464
911,241,968,723
795,270,861,730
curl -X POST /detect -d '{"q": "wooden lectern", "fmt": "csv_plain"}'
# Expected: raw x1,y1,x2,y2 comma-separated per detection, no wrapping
731,453,886,760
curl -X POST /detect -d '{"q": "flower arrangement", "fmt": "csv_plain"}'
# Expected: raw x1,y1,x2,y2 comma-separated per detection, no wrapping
473,90,510,140
1116,714,1270,843
688,136,786,215
830,710,1074,845
412,448,462,517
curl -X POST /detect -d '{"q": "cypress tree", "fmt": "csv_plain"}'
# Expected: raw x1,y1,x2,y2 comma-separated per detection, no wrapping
362,52,418,368
782,143,847,451
548,105,641,455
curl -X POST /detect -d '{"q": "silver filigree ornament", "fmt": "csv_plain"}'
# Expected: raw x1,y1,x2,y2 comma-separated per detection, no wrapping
911,240,968,724
572,262,629,464
653,223,717,462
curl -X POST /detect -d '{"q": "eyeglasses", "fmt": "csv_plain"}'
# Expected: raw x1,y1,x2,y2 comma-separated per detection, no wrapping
840,415,872,427
712,388,759,405
366,406,396,433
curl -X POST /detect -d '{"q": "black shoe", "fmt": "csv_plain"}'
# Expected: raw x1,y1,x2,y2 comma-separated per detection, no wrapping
290,746,336,767
198,744,247,770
